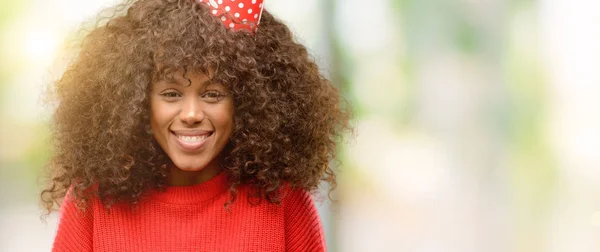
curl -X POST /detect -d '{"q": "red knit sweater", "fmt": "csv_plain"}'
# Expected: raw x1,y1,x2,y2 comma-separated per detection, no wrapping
52,172,326,251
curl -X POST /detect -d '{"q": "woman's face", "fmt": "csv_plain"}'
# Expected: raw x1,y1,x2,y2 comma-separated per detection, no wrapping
150,68,234,182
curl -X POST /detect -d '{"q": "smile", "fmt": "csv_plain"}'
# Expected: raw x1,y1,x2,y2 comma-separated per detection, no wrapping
171,131,213,152
178,134,209,143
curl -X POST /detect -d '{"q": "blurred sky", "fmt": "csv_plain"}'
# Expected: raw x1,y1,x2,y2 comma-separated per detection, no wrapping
1,0,600,252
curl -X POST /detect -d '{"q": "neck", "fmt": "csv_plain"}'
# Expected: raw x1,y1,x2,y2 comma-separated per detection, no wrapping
167,159,223,186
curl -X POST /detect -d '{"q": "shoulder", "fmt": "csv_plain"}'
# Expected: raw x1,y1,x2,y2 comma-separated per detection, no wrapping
53,187,98,252
281,186,315,208
280,186,327,251
281,187,322,231
59,186,96,216
280,185,321,223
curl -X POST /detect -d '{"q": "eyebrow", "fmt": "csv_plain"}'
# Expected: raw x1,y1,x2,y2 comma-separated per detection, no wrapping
157,77,213,88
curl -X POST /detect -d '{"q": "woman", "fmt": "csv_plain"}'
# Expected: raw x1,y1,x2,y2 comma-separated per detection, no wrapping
42,0,351,251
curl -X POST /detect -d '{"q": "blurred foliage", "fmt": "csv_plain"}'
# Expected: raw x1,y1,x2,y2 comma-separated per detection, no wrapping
0,1,28,30
505,7,556,251
0,0,50,206
0,0,29,91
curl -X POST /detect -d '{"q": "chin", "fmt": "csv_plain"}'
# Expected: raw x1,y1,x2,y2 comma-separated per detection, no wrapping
172,160,207,171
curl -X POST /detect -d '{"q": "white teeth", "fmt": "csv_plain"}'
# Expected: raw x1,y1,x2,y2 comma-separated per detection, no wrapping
177,134,209,143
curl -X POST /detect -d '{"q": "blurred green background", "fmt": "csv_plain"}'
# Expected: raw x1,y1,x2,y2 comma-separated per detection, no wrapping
2,0,600,251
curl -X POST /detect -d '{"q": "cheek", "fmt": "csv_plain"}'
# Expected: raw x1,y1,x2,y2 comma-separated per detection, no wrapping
210,103,235,132
149,98,175,131
223,104,235,130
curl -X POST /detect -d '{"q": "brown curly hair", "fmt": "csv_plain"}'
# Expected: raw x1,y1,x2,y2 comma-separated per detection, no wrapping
41,0,351,211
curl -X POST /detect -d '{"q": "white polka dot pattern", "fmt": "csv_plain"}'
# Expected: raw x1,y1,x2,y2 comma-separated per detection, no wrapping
196,0,265,34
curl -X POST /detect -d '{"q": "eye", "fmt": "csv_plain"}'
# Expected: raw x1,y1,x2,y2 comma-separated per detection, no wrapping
201,90,226,103
159,91,182,101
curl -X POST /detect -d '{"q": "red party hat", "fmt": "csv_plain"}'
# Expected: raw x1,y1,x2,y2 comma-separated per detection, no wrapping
197,0,265,34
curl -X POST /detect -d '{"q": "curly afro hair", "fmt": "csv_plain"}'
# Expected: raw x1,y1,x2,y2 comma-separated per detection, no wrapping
41,0,351,211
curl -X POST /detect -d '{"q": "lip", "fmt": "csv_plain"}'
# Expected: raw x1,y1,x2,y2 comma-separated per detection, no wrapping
171,130,213,152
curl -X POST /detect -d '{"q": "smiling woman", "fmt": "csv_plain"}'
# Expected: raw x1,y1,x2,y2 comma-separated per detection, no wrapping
41,0,351,251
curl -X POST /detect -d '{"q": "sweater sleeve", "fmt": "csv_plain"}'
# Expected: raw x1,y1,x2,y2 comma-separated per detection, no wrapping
284,188,327,252
52,189,94,252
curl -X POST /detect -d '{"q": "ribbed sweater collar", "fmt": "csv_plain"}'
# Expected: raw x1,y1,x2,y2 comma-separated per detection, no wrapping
150,172,229,204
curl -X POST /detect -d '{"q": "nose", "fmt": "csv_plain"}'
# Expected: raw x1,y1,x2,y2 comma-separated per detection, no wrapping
179,97,204,125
